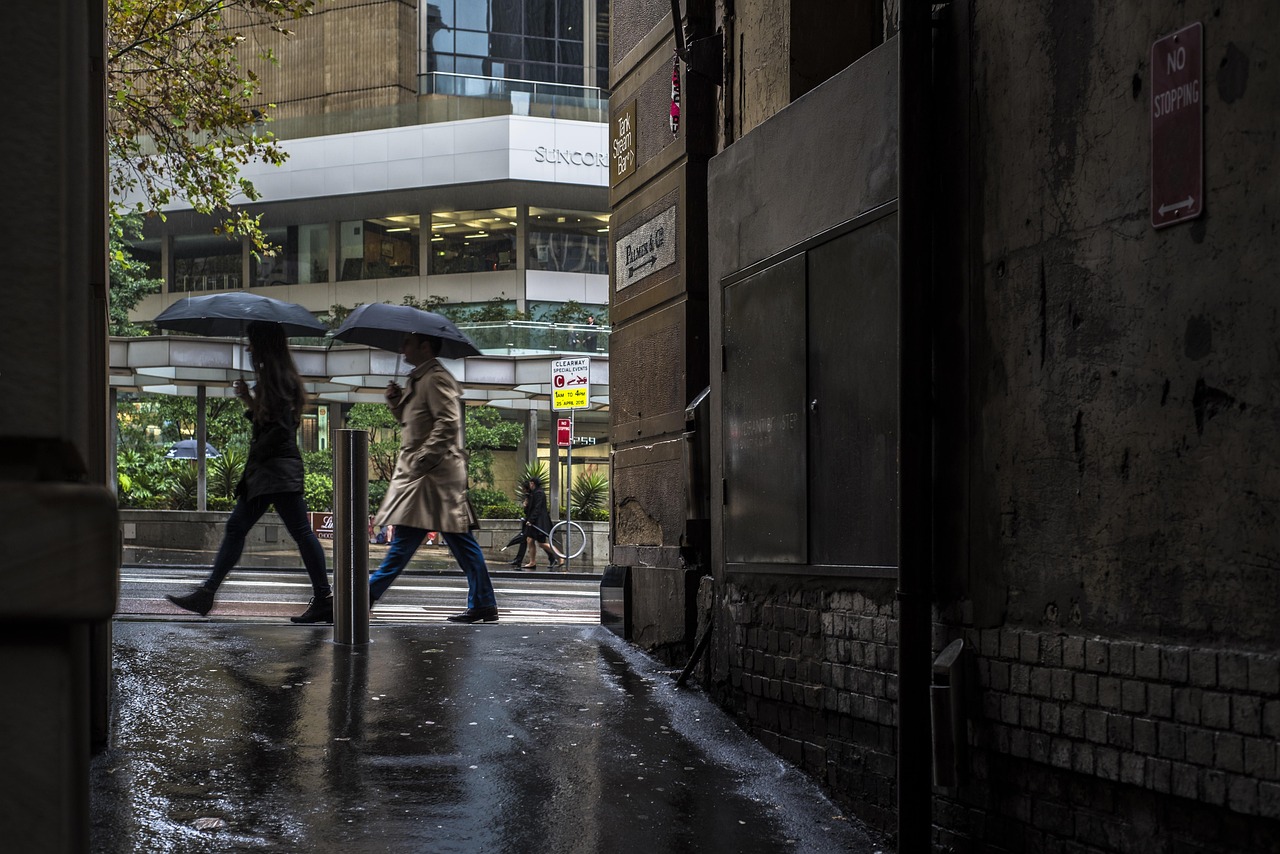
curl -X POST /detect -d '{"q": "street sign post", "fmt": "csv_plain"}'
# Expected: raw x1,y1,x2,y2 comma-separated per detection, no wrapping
1151,22,1203,229
551,358,590,572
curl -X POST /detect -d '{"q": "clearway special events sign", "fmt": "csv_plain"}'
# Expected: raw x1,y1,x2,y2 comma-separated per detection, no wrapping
615,205,676,291
552,357,591,410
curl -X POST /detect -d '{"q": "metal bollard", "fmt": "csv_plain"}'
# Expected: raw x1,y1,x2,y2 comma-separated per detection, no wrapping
333,429,370,645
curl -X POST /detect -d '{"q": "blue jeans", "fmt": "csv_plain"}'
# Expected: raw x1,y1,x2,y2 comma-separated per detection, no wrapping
369,526,497,610
205,492,331,598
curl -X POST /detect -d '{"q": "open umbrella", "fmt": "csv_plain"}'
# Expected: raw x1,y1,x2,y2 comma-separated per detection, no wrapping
153,292,327,338
331,303,482,359
165,440,221,460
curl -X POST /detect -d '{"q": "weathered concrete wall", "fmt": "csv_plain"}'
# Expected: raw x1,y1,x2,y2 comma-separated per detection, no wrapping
967,2,1280,644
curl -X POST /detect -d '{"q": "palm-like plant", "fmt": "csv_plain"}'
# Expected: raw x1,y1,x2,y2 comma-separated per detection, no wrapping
520,460,549,496
209,447,247,502
570,470,609,518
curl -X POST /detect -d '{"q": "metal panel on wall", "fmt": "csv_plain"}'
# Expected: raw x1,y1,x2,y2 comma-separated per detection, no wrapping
723,254,807,564
807,213,899,568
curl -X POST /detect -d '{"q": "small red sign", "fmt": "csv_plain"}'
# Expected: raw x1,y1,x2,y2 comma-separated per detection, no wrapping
1151,22,1203,228
557,418,572,447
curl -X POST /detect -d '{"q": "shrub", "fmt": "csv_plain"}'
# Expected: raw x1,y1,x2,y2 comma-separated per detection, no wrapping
570,469,609,517
477,501,522,520
304,472,333,513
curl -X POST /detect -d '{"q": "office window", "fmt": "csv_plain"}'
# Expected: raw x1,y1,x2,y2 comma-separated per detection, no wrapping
172,233,242,292
338,216,420,281
251,223,329,287
527,207,609,274
429,208,518,275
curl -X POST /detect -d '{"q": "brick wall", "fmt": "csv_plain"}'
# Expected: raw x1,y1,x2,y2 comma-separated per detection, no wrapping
713,583,1280,849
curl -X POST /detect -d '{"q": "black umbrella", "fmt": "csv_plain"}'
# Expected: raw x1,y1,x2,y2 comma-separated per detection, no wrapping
165,440,221,460
331,303,482,359
154,292,327,338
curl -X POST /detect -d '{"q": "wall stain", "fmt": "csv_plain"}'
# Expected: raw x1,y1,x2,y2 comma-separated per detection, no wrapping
1184,315,1212,360
1192,378,1237,435
1161,379,1171,406
1120,448,1130,481
1039,258,1048,367
1073,410,1084,472
1217,42,1249,104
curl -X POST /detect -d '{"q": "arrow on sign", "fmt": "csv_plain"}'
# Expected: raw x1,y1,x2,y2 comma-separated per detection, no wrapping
1158,196,1195,215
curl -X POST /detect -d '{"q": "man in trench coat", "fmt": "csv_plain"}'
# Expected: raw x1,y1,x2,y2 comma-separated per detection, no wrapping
368,333,499,622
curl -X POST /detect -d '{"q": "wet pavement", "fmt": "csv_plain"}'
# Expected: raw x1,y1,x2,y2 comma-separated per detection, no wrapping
91,621,884,853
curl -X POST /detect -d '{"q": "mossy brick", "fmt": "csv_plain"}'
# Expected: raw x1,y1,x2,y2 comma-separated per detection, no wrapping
1029,667,1052,698
1020,632,1040,663
1073,672,1098,705
1233,695,1262,736
1011,663,1030,694
1049,737,1073,769
1172,762,1199,800
1085,639,1110,673
1085,709,1108,744
1189,651,1217,688
1096,746,1120,781
1148,683,1173,719
1020,697,1041,729
1063,636,1086,669
1146,758,1172,793
1264,700,1280,739
1219,652,1250,691
1072,741,1095,774
1248,655,1280,695
1260,782,1280,820
1203,770,1227,805
1161,647,1190,683
1228,777,1259,815
1133,718,1157,754
1041,701,1062,734
1121,680,1147,714
1050,668,1072,700
1134,645,1161,679
1107,714,1134,749
1202,692,1231,729
1121,753,1146,786
1110,641,1136,676
1040,634,1063,667
1098,676,1122,710
1157,721,1185,760
1062,706,1084,738
1215,732,1244,773
1243,736,1277,780
1185,727,1213,765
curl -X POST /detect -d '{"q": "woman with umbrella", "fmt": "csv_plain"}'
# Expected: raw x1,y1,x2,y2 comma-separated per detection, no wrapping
520,478,562,570
166,321,333,623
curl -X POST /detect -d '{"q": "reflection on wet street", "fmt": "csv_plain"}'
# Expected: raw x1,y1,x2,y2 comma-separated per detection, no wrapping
91,623,881,853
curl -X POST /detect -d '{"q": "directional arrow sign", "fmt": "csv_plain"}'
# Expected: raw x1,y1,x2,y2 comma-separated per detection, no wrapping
1151,22,1203,229
552,357,590,410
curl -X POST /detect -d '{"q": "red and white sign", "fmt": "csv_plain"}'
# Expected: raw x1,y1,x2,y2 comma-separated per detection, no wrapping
557,418,572,447
1150,22,1203,229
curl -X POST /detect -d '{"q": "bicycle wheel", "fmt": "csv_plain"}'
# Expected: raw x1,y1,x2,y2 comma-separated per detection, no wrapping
549,520,587,560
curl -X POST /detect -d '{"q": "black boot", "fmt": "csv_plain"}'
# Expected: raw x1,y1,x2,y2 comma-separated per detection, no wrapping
166,587,215,617
292,595,334,624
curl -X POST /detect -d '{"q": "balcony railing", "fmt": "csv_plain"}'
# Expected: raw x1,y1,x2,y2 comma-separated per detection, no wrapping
420,72,607,123
458,320,609,356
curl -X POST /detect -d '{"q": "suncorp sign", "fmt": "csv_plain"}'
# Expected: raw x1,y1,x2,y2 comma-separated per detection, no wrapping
534,146,608,168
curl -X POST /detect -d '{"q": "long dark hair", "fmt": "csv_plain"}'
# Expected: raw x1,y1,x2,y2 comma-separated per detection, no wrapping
245,321,306,423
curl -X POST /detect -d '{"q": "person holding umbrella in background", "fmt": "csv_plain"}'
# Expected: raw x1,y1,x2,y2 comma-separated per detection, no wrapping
520,478,561,570
166,321,333,622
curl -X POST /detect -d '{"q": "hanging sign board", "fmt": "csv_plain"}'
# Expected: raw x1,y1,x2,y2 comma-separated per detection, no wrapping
610,101,637,186
552,357,591,410
615,205,677,291
1151,22,1203,228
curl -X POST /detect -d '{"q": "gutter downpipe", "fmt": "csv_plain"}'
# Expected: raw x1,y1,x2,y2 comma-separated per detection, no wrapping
897,1,935,851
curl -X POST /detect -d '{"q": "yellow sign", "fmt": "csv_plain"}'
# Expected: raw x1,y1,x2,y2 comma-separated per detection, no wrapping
553,387,589,409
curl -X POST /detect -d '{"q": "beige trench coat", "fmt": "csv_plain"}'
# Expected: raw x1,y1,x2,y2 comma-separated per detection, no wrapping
373,358,478,533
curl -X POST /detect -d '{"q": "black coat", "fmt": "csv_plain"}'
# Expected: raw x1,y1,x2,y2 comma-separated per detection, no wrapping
235,409,304,500
524,486,552,536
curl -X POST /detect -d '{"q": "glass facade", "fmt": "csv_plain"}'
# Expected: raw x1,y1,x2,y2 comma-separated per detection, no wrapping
429,208,518,274
173,233,242,292
527,207,609,274
424,0,598,86
252,223,329,287
338,216,421,281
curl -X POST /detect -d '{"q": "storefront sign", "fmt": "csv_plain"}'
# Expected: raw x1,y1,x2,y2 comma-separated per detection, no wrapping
1151,22,1203,228
611,100,637,186
615,205,677,291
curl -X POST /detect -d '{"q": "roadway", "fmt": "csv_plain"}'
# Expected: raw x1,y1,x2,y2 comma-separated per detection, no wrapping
116,565,602,625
